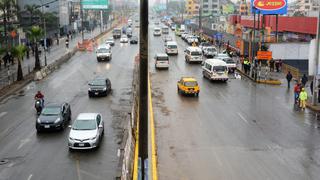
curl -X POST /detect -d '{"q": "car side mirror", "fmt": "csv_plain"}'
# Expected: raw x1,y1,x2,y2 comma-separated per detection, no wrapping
68,125,72,128
98,124,103,128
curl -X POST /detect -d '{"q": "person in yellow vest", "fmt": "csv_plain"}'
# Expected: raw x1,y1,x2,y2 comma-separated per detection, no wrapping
243,58,249,74
299,88,308,110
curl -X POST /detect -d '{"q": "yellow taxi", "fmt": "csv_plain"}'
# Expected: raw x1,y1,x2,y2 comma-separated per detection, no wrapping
177,77,200,96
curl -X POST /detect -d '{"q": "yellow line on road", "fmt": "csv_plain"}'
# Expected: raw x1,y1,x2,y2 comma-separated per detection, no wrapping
148,73,158,180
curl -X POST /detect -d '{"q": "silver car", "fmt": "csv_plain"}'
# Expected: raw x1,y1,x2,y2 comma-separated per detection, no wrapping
68,113,104,150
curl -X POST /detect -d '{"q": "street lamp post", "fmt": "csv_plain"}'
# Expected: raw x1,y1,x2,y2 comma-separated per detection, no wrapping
312,10,320,105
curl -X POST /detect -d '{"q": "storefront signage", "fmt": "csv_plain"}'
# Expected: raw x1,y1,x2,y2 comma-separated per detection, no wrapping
251,0,287,15
257,51,272,60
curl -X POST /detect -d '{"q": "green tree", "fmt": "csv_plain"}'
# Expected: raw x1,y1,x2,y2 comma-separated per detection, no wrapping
12,45,26,81
24,4,41,27
28,26,43,70
0,0,19,46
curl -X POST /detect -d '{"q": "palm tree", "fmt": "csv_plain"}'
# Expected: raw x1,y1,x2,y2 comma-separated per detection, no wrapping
24,4,41,28
12,45,27,81
0,0,18,46
28,26,43,70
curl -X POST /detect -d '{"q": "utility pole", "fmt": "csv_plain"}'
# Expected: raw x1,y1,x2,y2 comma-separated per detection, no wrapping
312,10,320,105
80,0,84,43
199,0,202,30
40,0,47,66
139,0,148,178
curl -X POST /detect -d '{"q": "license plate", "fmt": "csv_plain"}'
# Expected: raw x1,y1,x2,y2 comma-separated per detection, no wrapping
44,125,50,128
78,143,84,147
95,92,98,95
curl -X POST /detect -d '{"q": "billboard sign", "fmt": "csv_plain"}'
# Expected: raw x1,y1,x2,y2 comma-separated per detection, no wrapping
81,0,108,10
251,0,287,15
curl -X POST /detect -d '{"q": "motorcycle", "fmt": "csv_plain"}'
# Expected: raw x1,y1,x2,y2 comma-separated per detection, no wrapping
35,98,43,115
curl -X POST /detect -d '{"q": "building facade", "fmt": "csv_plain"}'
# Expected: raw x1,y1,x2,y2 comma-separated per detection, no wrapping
186,0,199,17
294,0,320,16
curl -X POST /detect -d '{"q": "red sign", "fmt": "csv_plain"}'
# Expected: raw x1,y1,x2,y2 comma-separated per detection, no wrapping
253,0,286,11
10,31,16,38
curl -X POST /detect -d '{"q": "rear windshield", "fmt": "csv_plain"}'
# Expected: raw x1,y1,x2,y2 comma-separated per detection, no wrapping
156,56,168,61
191,51,202,56
167,45,177,49
184,81,198,87
213,66,227,71
97,48,110,53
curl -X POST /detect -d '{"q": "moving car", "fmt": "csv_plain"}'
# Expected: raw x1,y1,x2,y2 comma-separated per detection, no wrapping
88,77,112,97
96,45,112,61
187,36,199,45
162,26,169,34
165,41,178,55
126,28,133,38
154,53,169,69
105,37,115,46
184,47,203,63
153,27,161,36
199,42,212,51
221,58,236,73
177,77,200,96
36,103,72,132
163,36,173,43
203,46,217,58
202,59,228,82
68,113,104,150
120,35,129,43
215,53,230,59
112,28,121,39
130,36,138,44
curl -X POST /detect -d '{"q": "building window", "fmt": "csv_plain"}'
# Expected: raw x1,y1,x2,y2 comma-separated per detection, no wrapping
203,0,208,2
305,5,310,9
203,5,208,8
212,5,218,8
305,0,309,3
203,10,208,14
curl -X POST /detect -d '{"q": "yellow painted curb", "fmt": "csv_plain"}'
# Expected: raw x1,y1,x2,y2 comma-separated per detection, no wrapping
133,107,139,180
256,80,282,85
148,73,158,180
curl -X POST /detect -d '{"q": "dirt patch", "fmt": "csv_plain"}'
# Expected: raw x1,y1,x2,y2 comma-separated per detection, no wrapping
151,87,171,116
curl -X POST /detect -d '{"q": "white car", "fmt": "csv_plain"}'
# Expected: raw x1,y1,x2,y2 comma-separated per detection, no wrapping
68,113,104,150
187,36,199,45
216,53,231,59
96,45,112,61
105,37,114,46
153,27,161,36
120,35,129,43
219,57,237,73
203,46,217,58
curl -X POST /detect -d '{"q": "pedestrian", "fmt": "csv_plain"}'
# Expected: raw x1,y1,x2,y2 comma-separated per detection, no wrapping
65,39,69,49
286,71,293,88
2,52,9,67
299,88,308,110
279,59,283,72
294,82,301,104
270,59,274,72
8,52,14,65
275,60,280,72
301,74,308,87
26,45,30,59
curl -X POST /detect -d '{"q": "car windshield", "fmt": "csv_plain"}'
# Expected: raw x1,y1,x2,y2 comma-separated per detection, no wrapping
97,48,110,53
201,43,211,46
41,107,60,116
191,51,202,56
213,66,227,71
207,48,215,52
90,79,106,86
168,45,177,49
224,59,235,64
72,120,96,130
184,81,198,87
157,56,168,61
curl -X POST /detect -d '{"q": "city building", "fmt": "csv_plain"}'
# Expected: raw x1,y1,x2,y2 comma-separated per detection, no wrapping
294,0,320,16
186,0,199,17
201,0,220,16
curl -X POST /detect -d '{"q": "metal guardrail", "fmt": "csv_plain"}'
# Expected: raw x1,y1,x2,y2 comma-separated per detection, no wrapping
282,63,301,80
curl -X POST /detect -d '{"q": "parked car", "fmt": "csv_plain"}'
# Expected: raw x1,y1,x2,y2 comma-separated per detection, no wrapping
187,36,199,45
88,77,112,97
203,46,217,58
177,77,200,96
221,57,236,73
199,42,212,51
36,103,72,132
68,113,104,150
130,36,138,44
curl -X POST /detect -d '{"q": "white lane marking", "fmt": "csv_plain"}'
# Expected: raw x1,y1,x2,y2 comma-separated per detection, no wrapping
76,159,82,180
79,169,100,179
218,92,228,102
27,174,33,180
0,112,7,118
17,131,34,150
117,149,121,157
7,163,14,167
212,149,223,167
237,112,248,124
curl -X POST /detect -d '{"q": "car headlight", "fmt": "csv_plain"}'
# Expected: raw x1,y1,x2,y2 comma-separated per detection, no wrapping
69,137,74,141
88,87,92,91
54,118,61,123
37,118,41,123
103,87,107,91
90,136,98,140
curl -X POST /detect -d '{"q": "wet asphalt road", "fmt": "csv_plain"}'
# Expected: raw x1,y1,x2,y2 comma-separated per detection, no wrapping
0,29,138,180
149,23,320,180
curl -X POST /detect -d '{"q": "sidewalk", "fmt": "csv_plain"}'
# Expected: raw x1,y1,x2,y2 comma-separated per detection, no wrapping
0,26,104,90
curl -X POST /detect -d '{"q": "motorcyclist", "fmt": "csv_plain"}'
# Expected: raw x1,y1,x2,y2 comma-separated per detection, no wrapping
34,91,44,107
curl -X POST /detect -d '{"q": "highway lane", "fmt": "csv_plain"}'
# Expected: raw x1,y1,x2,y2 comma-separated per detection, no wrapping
149,23,320,180
0,28,138,180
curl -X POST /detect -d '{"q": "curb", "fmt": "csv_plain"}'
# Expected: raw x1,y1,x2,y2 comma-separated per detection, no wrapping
236,68,282,85
306,103,320,112
0,22,120,103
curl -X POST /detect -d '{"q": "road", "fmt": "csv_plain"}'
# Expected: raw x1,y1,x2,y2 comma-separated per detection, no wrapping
0,28,138,180
149,23,320,180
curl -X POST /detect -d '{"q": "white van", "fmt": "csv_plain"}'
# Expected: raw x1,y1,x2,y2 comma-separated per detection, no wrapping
202,59,228,82
96,45,112,61
154,53,169,69
153,27,161,36
184,47,203,63
162,26,169,34
165,41,178,55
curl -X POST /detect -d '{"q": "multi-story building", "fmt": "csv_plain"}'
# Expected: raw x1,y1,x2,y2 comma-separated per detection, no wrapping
238,0,250,15
294,0,320,16
186,0,199,17
201,0,220,16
